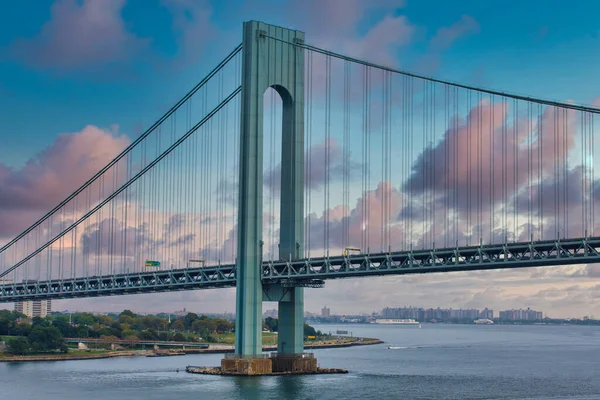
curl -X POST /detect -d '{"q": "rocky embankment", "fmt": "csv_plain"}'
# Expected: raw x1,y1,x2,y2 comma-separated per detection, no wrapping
0,351,146,362
185,366,349,376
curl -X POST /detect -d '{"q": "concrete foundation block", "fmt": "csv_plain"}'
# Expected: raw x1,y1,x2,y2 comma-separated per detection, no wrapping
220,358,273,375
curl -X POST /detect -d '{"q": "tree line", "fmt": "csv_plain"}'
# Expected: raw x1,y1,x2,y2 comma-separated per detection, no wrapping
1,309,324,355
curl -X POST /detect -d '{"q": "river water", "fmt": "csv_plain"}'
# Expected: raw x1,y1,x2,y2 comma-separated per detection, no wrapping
2,323,599,399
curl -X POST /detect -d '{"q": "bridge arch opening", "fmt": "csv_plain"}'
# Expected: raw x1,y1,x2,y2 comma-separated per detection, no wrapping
263,84,298,261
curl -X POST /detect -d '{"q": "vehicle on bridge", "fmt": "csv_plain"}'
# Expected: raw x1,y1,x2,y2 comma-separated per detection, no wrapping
343,247,361,257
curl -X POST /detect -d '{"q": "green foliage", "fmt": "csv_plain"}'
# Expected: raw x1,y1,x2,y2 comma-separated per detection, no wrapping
170,319,185,331
173,333,186,342
31,317,49,327
28,326,67,353
14,322,32,337
5,326,66,355
0,319,9,336
119,310,136,318
7,337,29,355
73,313,95,326
184,313,199,329
3,309,236,347
303,323,318,337
264,317,278,332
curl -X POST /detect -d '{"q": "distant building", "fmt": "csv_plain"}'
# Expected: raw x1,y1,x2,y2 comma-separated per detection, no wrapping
321,306,330,318
15,300,52,318
499,308,543,321
263,309,278,318
480,308,494,319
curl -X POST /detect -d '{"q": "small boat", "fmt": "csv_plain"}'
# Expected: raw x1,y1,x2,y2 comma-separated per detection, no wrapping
387,346,407,350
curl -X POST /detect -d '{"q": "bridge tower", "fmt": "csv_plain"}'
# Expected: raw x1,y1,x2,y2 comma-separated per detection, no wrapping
222,21,311,374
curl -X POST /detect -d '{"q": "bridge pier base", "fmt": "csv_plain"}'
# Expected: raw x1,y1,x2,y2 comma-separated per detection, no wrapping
221,357,273,375
270,353,317,373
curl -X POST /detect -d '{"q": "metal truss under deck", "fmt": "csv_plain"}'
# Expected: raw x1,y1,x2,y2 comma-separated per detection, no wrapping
2,237,600,302
0,265,236,302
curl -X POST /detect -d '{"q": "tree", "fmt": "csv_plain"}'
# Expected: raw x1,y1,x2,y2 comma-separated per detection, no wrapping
303,323,317,338
214,319,232,333
0,319,9,335
192,319,216,334
191,320,210,339
122,330,138,339
117,315,135,326
7,337,29,355
32,317,49,327
138,330,158,340
76,325,90,338
13,322,32,337
119,310,136,318
27,326,67,353
170,320,185,331
173,333,186,342
265,317,278,332
52,319,76,337
184,313,199,329
74,313,95,327
95,315,114,326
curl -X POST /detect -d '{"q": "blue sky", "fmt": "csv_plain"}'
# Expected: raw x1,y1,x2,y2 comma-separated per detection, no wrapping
1,0,599,167
2,0,600,316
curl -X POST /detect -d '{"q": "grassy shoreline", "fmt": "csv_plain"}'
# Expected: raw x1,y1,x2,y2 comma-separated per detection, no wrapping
0,338,383,362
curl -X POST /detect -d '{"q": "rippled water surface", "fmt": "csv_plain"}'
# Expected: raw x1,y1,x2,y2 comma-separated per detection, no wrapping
2,323,599,399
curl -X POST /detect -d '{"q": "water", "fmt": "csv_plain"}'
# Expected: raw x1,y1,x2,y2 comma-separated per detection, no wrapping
2,324,599,399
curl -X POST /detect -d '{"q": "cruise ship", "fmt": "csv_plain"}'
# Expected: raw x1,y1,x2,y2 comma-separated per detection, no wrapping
374,318,420,325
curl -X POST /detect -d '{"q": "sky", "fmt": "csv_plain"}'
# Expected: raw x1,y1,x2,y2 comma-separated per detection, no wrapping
2,0,600,318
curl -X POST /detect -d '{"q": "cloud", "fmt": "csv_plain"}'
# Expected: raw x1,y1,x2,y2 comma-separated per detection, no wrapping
0,125,129,237
305,181,406,254
81,218,153,257
10,0,150,72
430,15,480,51
161,0,218,65
402,98,582,244
342,15,415,67
283,0,412,67
263,138,360,192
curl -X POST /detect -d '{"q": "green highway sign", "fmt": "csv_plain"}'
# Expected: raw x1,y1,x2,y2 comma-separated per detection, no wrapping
145,260,161,267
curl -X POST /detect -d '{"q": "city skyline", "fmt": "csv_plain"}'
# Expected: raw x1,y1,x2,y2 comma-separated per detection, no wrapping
18,301,595,321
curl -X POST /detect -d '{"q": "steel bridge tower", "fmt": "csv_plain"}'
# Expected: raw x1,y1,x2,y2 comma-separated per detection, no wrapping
223,21,312,374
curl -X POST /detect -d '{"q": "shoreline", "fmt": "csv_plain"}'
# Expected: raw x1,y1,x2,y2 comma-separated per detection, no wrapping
0,338,383,363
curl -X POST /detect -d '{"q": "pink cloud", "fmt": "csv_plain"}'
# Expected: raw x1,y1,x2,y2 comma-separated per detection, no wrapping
344,15,415,67
306,181,406,253
406,100,577,207
10,0,149,71
283,0,411,67
430,15,480,51
0,125,129,237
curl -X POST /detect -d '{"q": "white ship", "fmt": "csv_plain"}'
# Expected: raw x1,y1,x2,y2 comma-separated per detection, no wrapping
374,318,420,325
473,319,494,325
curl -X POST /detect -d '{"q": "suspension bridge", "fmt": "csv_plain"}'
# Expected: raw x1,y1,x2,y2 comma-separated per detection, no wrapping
1,21,599,373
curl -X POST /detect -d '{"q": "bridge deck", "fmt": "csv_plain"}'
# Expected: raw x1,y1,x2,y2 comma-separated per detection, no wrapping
1,237,598,303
